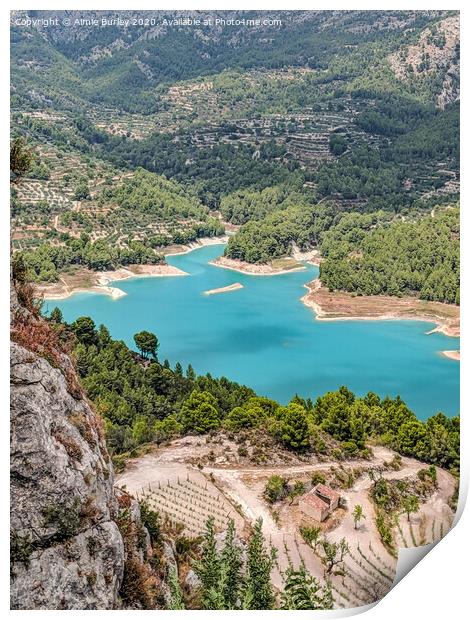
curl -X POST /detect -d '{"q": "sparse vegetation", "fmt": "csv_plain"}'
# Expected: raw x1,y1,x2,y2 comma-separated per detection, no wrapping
42,497,82,542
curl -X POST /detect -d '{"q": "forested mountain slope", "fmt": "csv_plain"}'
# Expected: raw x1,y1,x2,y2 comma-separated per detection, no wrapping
319,208,460,303
12,10,457,113
11,10,459,299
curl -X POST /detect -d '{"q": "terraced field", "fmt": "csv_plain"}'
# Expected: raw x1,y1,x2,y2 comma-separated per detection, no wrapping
117,437,457,609
136,474,244,537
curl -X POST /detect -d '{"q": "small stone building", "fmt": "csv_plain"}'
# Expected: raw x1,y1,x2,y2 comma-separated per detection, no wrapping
299,484,340,522
314,484,340,512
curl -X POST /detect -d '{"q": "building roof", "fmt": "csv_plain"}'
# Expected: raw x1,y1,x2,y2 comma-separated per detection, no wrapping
314,484,340,504
300,491,329,512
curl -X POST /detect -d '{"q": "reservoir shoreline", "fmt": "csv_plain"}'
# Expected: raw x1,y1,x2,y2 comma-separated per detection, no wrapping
301,280,460,341
40,244,460,362
209,255,308,276
38,264,188,301
51,243,460,418
39,237,227,300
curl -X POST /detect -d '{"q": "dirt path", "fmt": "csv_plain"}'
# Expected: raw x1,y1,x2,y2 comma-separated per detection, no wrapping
204,446,392,477
117,443,456,607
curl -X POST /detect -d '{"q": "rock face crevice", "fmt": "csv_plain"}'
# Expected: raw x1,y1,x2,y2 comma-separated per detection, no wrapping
10,341,126,609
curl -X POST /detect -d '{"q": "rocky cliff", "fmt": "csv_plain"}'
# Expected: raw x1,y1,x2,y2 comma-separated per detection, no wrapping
10,285,157,609
388,15,460,108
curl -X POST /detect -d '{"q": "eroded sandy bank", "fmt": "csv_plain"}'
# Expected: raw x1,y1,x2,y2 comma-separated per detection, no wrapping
39,236,230,300
301,279,460,339
203,282,244,295
164,235,229,257
210,255,307,276
40,264,188,301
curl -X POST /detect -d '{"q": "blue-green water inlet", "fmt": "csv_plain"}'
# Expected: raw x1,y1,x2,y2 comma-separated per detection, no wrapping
51,245,459,419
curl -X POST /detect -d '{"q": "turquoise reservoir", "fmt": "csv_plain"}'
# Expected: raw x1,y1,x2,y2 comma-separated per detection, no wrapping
50,244,460,420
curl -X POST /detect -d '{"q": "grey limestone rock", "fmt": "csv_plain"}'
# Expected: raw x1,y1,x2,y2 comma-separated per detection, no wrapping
10,341,125,609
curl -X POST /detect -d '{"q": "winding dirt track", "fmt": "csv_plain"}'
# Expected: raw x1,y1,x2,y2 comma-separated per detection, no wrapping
117,443,456,608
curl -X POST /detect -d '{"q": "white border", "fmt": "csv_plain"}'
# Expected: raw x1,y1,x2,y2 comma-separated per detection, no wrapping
2,2,466,618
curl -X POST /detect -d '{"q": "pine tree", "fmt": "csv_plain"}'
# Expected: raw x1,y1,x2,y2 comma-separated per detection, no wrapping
10,136,33,180
204,563,229,610
281,562,333,610
280,403,310,450
194,517,221,608
243,518,276,610
167,566,185,610
220,519,243,609
174,362,183,377
49,307,63,324
133,330,159,359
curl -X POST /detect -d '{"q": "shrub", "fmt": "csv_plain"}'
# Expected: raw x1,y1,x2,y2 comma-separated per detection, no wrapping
69,411,95,444
264,475,288,504
311,472,326,486
388,454,403,471
370,478,390,509
86,571,97,587
139,500,161,545
53,431,83,462
87,535,101,558
375,510,395,554
10,531,34,567
342,440,359,457
11,312,82,399
42,497,82,542
119,558,155,609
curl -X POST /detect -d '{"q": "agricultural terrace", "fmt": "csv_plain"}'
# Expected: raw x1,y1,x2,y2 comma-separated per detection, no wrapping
117,434,456,609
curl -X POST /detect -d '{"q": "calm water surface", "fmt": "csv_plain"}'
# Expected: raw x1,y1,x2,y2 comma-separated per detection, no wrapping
51,244,460,419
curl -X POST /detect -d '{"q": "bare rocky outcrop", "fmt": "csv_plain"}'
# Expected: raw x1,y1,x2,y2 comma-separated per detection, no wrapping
388,15,460,108
9,284,159,609
10,339,125,609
